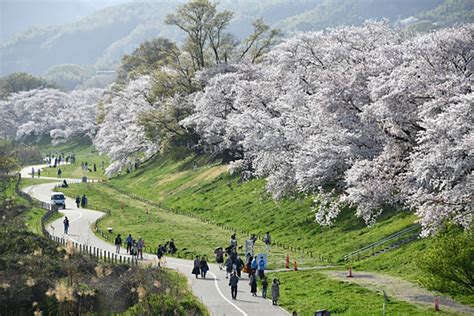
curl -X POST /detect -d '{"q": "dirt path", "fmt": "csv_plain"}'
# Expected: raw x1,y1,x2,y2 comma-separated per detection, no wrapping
325,270,474,315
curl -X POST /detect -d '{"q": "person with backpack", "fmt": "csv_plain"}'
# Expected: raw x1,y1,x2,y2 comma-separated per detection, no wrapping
125,234,133,254
63,216,69,234
225,254,233,279
229,271,239,300
114,234,122,253
75,196,80,208
236,256,244,277
200,256,209,279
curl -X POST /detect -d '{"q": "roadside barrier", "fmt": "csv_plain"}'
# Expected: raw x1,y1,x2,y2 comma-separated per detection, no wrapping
15,173,140,267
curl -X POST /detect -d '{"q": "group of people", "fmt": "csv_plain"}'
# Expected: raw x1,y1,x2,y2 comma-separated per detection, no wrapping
75,194,88,208
31,167,41,178
213,233,280,304
45,152,74,167
192,256,210,278
156,239,177,266
121,234,146,259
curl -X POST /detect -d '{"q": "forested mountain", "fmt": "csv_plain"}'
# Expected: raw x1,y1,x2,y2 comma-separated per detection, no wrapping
1,0,472,87
0,0,130,43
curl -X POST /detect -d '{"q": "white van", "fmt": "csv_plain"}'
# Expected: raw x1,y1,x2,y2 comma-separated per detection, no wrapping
51,192,66,209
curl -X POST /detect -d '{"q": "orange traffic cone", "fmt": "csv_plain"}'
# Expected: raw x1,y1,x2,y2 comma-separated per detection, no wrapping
347,266,353,278
285,255,290,269
434,297,440,311
293,260,298,271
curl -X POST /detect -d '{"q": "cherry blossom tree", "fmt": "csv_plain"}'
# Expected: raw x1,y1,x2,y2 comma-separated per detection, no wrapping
94,76,158,176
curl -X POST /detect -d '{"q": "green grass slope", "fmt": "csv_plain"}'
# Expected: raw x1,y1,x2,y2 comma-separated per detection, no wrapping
110,153,423,270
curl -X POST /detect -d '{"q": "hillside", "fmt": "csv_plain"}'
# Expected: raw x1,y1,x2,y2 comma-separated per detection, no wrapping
49,141,473,313
278,0,443,31
2,0,470,86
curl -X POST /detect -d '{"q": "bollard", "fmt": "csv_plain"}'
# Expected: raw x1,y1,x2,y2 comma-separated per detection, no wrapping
347,266,353,278
434,297,440,311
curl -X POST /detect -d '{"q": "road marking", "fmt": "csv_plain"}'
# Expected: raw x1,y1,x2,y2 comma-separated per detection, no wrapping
208,270,248,316
25,166,250,316
171,262,248,316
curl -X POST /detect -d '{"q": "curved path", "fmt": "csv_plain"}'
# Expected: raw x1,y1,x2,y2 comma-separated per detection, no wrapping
21,165,289,316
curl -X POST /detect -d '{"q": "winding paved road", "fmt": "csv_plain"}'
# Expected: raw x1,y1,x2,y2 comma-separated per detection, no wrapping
21,165,289,316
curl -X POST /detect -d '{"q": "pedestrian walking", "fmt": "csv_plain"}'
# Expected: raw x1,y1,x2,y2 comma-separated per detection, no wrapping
229,271,239,300
192,256,201,278
264,232,271,252
81,194,87,208
63,216,69,234
75,196,80,208
261,277,268,299
200,256,209,278
230,233,237,250
225,254,233,278
131,240,138,258
57,168,62,178
249,272,258,296
251,256,257,274
37,169,41,178
271,278,281,305
257,256,265,279
137,237,145,259
31,167,35,178
157,244,165,266
126,234,133,254
114,234,122,253
236,256,244,277
246,255,253,277
214,247,224,270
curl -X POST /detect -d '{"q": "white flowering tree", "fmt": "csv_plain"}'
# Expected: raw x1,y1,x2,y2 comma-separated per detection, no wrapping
184,22,473,234
0,88,105,143
94,76,159,176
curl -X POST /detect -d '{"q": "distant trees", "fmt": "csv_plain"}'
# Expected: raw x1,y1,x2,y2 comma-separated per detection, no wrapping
0,87,105,143
0,72,54,100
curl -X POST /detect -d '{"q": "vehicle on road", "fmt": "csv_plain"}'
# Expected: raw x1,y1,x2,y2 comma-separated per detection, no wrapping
51,192,66,209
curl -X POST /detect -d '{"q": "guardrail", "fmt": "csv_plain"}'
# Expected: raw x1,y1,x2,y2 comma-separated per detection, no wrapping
342,223,421,261
15,173,139,266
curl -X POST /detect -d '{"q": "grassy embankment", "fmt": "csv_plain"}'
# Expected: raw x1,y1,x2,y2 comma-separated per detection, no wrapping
37,138,109,180
49,143,469,314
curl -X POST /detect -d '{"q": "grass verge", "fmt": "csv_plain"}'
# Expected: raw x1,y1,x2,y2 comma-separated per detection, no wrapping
266,270,455,315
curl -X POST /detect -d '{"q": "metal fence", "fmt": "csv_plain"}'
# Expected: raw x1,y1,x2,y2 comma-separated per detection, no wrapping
15,174,139,266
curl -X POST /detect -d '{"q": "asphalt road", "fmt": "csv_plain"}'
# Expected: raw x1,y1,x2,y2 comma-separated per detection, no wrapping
21,165,290,316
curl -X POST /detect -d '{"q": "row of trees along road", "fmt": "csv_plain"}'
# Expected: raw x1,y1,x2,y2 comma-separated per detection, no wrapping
0,0,472,238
